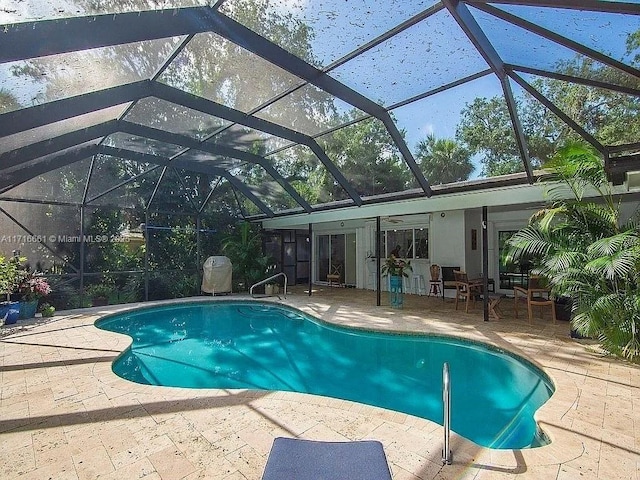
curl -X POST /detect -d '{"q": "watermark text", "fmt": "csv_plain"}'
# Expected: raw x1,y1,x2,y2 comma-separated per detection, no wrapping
0,235,130,243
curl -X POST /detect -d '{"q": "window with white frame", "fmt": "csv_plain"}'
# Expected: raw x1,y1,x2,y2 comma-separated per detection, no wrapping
383,228,428,259
414,228,428,258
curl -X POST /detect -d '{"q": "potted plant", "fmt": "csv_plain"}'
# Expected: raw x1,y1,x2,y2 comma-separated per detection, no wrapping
506,142,640,361
264,282,280,295
17,273,52,319
381,247,412,279
86,283,114,307
381,246,412,308
0,255,25,324
39,302,55,317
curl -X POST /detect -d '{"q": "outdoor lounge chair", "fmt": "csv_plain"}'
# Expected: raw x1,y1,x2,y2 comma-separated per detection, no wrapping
261,437,393,480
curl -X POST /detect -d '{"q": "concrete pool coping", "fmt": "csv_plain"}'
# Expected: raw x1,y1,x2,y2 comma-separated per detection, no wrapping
1,289,638,479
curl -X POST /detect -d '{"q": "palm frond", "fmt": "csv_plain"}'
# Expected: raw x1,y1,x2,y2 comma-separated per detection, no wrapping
511,141,640,361
544,142,609,200
588,230,640,257
505,226,551,261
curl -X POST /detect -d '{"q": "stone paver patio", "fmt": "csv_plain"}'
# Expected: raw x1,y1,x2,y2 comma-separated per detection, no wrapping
1,286,638,479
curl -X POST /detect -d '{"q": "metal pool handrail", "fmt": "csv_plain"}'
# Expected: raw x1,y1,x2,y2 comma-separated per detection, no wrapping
442,362,452,465
250,272,288,299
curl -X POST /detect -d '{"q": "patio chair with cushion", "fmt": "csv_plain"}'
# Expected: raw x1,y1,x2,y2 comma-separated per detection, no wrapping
262,437,393,480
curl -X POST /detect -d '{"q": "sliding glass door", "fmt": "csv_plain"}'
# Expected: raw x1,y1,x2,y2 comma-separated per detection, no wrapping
498,230,531,289
316,233,355,286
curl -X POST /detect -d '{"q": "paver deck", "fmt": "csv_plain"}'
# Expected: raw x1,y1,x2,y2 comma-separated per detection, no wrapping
1,287,638,479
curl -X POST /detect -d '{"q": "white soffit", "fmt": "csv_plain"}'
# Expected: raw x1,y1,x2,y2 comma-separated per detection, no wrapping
262,182,548,229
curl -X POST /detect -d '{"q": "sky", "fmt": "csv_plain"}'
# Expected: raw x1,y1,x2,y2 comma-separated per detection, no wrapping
2,0,637,181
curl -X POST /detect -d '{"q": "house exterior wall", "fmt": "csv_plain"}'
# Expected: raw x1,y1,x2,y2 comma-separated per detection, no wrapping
464,208,483,279
430,208,465,273
261,183,640,294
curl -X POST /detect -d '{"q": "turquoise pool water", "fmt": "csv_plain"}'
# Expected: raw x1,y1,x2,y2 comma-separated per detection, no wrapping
96,301,554,449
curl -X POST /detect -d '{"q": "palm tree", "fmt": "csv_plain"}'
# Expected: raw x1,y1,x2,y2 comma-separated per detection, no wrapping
415,134,474,185
506,142,640,361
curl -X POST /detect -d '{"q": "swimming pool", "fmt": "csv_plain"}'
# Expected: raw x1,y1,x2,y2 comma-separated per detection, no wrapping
96,301,554,449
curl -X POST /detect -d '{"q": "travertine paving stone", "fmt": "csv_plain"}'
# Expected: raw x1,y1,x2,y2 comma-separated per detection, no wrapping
1,287,638,479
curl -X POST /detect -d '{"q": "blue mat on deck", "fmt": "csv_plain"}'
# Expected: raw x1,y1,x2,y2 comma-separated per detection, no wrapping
261,437,393,480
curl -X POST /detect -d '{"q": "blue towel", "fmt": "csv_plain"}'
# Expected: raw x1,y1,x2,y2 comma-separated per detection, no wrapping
262,437,393,480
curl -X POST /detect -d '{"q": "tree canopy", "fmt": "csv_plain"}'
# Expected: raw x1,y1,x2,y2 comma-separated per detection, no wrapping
415,134,474,185
454,32,640,177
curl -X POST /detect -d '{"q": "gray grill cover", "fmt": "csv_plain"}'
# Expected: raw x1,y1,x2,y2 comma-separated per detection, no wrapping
201,256,232,294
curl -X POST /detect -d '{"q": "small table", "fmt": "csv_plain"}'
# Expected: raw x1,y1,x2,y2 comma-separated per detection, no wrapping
470,278,502,319
487,293,505,320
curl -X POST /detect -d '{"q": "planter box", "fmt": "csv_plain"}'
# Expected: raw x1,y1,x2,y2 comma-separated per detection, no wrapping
554,297,592,338
264,284,280,295
554,297,571,322
19,300,38,319
389,275,404,309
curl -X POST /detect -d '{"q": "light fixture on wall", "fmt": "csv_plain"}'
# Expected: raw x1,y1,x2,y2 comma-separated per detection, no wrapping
440,212,446,218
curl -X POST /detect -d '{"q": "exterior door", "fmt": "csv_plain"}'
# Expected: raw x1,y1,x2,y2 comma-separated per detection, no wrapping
316,233,355,286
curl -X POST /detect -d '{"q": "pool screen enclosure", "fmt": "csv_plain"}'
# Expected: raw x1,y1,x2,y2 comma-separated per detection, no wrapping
0,0,638,305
